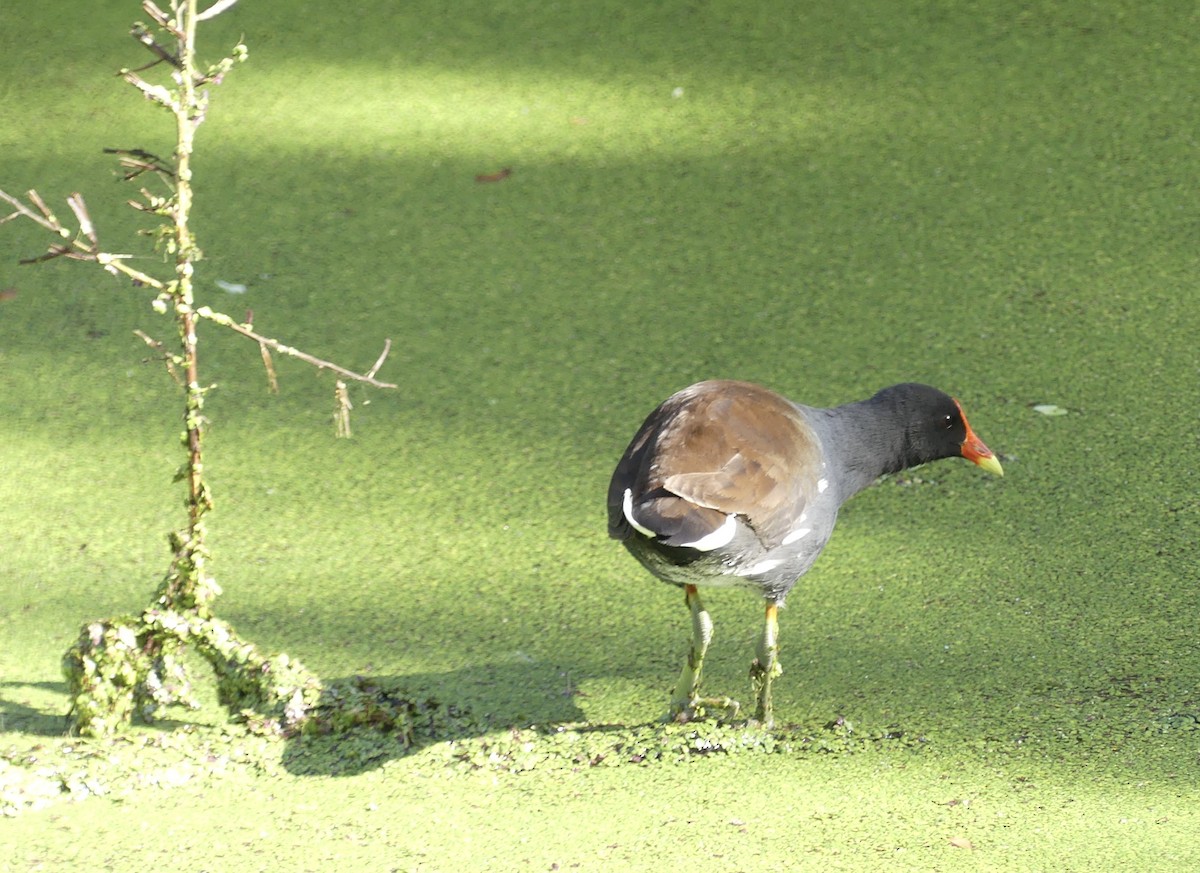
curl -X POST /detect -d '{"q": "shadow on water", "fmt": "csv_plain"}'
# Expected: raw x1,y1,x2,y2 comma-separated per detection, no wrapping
0,681,72,737
0,672,866,783
276,664,927,778
280,661,589,777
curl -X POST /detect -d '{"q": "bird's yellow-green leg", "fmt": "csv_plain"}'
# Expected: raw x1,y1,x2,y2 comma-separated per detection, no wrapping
750,602,783,728
668,585,740,722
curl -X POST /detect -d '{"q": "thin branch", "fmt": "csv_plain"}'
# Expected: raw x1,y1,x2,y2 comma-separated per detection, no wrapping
130,23,182,69
95,253,167,288
62,248,99,263
197,0,241,22
242,308,278,392
1,189,67,236
259,343,280,393
5,184,90,260
134,329,183,384
104,147,177,181
0,190,41,225
256,345,277,393
123,160,173,182
67,193,99,249
26,190,62,228
122,58,168,76
365,338,392,380
142,1,184,39
19,244,75,265
1,189,171,283
120,69,179,109
334,381,352,438
195,305,398,389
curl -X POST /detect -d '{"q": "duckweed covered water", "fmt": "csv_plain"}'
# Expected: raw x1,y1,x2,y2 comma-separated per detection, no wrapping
3,1,1200,870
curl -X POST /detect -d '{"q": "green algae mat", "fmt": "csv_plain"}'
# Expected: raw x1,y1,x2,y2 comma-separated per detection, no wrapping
3,1,1199,869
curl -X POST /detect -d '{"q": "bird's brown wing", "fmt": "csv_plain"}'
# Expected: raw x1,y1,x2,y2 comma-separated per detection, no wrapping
609,381,823,548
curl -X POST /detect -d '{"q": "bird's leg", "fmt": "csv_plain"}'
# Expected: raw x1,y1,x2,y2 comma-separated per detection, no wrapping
667,584,739,722
668,585,711,719
750,601,783,728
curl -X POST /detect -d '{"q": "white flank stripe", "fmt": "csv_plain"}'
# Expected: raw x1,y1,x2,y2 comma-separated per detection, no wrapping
781,527,812,546
677,513,738,551
817,478,829,493
622,488,658,538
737,558,784,576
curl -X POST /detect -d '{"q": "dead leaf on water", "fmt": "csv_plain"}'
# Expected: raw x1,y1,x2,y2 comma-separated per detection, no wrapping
1032,404,1068,416
949,836,975,849
475,168,512,183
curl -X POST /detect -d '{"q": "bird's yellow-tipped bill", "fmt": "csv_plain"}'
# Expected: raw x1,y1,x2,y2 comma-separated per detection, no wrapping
959,416,1003,476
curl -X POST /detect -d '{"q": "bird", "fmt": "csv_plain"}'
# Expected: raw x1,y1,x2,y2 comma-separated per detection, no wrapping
606,380,1003,728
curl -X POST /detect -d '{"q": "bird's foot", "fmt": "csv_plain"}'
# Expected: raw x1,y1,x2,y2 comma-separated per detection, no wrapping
666,695,741,724
749,657,783,730
749,657,784,685
749,657,783,706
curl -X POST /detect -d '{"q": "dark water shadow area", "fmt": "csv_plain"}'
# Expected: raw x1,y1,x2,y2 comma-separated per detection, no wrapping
0,681,73,738
280,662,589,777
277,664,937,778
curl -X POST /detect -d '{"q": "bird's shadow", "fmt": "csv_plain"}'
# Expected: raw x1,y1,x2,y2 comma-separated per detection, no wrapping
0,673,921,780
280,661,588,777
278,667,906,777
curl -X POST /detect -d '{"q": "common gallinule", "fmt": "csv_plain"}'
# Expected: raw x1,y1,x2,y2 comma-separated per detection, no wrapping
607,380,1003,727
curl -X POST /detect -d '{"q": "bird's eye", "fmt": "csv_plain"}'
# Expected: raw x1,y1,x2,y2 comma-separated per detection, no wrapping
942,414,955,430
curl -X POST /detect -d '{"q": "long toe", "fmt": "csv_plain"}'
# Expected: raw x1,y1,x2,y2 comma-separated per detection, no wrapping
668,695,741,724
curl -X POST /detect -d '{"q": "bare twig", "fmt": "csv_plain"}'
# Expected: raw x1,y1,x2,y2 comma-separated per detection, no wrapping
242,309,277,391
194,305,397,388
259,344,279,393
0,190,44,226
130,23,183,69
26,190,62,228
67,193,99,248
365,338,392,380
197,0,241,22
134,329,183,384
334,380,352,437
19,244,75,265
121,69,178,109
3,189,84,263
104,147,177,181
95,252,167,287
116,159,171,182
1,189,68,236
142,1,184,39
1,189,173,282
